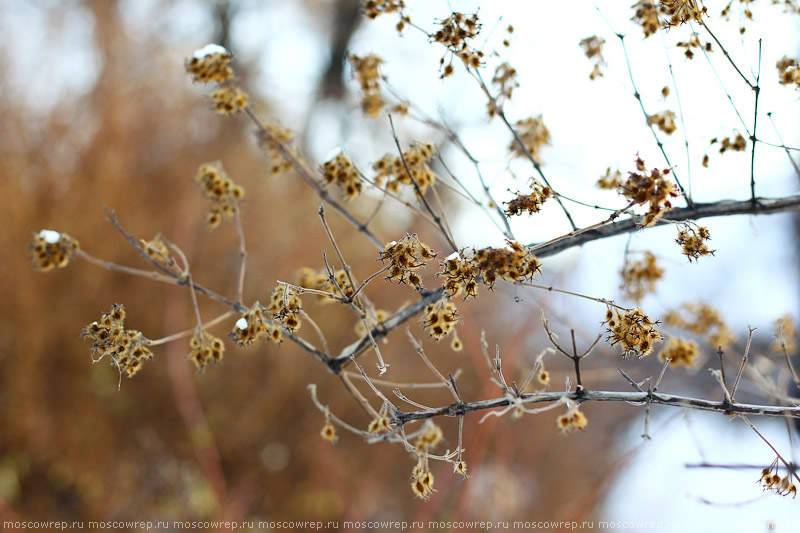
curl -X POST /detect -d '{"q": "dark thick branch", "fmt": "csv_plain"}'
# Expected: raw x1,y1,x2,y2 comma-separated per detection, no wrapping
530,195,800,258
328,289,444,373
395,389,800,424
327,194,800,372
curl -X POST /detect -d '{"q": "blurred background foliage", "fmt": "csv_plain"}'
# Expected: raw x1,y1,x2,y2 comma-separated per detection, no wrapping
1,0,795,530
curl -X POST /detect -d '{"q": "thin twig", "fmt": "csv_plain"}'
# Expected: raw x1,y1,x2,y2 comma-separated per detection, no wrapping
472,70,578,230
407,329,461,403
102,209,244,311
243,106,384,249
308,384,373,436
75,249,176,285
663,37,692,200
740,416,800,484
654,357,671,392
617,33,690,205
776,319,800,390
299,309,331,358
382,80,515,240
731,326,756,401
148,311,236,346
643,381,653,440
766,112,800,180
186,274,204,329
343,369,463,390
525,282,628,310
232,201,247,305
318,205,361,304
393,389,436,411
339,371,381,420
618,368,645,393
351,265,391,300
698,19,756,90
750,39,762,201
693,22,750,134
387,114,458,251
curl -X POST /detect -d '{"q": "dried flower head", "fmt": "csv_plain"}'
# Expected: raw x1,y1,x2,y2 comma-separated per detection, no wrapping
211,86,248,115
229,303,272,346
296,267,330,293
596,167,623,190
632,1,660,37
505,183,552,216
297,266,355,302
268,285,302,332
621,156,678,227
194,161,244,229
411,460,436,500
777,56,800,88
188,329,225,373
621,251,664,301
632,1,705,37
676,223,714,262
557,406,588,433
258,122,296,176
659,337,700,367
139,234,171,264
29,230,80,272
185,44,234,83
509,115,550,161
364,0,405,18
414,421,443,453
349,54,385,117
268,325,283,344
355,309,390,336
320,422,338,444
579,35,606,79
81,304,154,377
603,307,662,358
363,0,410,32
432,12,484,75
471,240,541,288
663,302,735,350
709,132,747,154
380,234,437,290
537,367,551,386
771,315,797,354
647,110,677,135
778,476,798,498
391,102,409,115
422,300,459,340
331,270,355,300
660,0,706,27
373,142,437,195
439,252,478,299
322,151,363,199
450,333,464,352
439,241,542,298
488,62,518,116
367,406,393,434
758,461,797,498
676,32,711,59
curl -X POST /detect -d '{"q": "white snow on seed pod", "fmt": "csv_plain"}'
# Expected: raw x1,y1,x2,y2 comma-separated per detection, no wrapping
39,229,61,243
193,43,229,58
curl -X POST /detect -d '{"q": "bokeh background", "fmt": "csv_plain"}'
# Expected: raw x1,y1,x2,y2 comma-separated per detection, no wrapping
2,0,800,531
